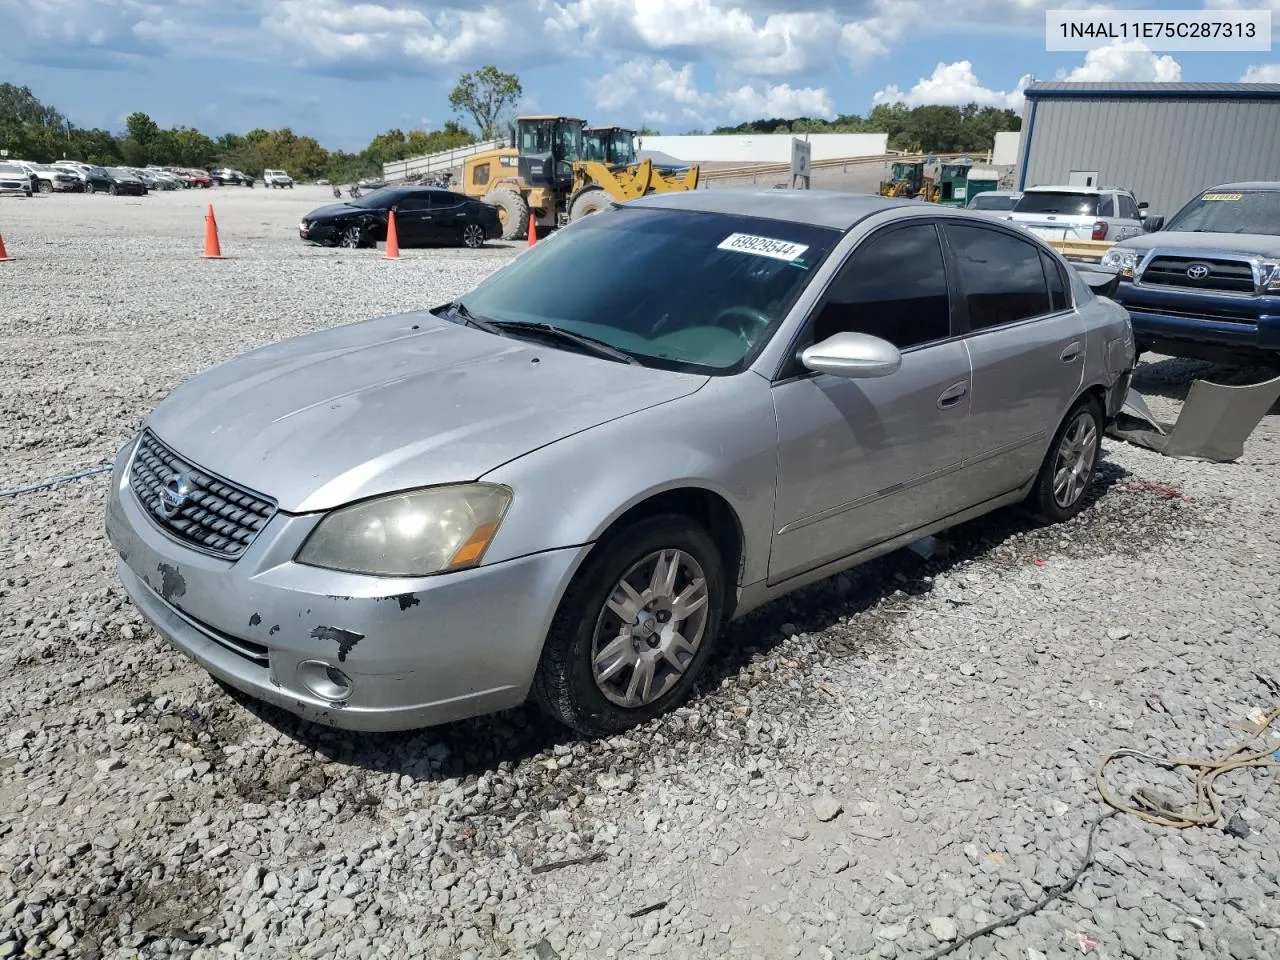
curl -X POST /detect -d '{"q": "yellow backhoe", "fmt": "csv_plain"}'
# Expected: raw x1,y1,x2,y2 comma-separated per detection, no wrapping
459,116,699,240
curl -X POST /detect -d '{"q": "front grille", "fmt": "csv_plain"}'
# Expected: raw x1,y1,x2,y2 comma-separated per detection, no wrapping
129,429,277,560
1139,255,1256,294
1136,303,1259,326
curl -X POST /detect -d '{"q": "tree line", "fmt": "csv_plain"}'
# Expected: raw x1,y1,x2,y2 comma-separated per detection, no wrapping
2,69,1019,183
708,103,1022,154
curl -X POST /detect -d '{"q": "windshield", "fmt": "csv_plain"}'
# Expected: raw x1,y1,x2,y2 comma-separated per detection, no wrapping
457,206,839,374
582,133,606,162
970,193,1017,211
106,168,132,178
1163,189,1280,237
346,189,401,209
1014,191,1099,216
519,121,553,154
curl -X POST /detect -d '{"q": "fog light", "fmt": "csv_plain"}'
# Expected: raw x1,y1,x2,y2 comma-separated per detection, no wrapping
297,660,353,702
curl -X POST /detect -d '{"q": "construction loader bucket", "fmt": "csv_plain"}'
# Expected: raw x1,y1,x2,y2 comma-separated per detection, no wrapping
1107,374,1280,463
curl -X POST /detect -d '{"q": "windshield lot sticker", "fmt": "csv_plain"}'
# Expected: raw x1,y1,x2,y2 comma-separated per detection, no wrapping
1201,193,1242,201
718,233,809,262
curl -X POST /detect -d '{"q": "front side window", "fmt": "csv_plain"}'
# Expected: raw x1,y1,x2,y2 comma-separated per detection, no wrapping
945,224,1051,330
812,222,952,351
457,207,840,374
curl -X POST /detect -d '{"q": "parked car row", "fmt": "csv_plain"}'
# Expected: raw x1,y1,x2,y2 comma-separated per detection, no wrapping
0,161,294,195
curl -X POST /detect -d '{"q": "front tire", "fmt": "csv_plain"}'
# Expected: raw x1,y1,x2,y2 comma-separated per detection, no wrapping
1025,396,1103,524
38,181,53,195
109,184,119,196
533,515,726,736
569,186,611,222
337,225,365,249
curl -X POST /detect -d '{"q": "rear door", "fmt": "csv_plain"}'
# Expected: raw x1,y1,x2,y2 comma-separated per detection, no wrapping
940,222,1084,501
390,193,433,244
426,191,468,243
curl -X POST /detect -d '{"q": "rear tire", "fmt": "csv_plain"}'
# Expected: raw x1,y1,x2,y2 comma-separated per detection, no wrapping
460,222,486,249
485,189,528,241
569,186,611,222
532,515,726,736
1024,396,1103,525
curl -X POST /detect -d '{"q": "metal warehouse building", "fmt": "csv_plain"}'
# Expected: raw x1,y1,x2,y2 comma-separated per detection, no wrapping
1017,81,1280,218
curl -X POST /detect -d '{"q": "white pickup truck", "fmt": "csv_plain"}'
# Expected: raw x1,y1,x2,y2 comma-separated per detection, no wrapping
264,169,294,189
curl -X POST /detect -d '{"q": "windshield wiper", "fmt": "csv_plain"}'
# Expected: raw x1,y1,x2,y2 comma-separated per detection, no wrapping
439,300,502,334
488,320,639,365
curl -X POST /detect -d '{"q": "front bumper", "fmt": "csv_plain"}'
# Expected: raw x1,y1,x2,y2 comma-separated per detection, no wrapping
104,436,586,731
1115,280,1280,357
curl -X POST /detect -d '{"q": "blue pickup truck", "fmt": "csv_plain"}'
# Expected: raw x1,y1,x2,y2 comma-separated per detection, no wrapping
1100,182,1280,366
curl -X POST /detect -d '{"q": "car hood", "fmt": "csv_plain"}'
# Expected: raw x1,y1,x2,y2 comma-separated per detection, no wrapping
305,203,365,221
144,310,709,513
1115,231,1280,258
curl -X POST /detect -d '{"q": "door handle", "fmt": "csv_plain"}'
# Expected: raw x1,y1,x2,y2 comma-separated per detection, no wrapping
1060,341,1082,362
937,381,968,409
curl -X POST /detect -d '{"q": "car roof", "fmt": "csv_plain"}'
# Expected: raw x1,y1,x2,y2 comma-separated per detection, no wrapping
1210,181,1280,191
627,189,917,231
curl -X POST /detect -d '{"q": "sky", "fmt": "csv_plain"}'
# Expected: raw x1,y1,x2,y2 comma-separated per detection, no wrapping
1,0,1278,152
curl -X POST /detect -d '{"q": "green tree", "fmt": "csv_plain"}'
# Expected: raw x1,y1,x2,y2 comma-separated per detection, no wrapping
448,66,522,140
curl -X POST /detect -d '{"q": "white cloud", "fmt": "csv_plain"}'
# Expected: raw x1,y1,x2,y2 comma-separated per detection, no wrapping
1241,63,1280,82
591,57,833,128
872,61,1030,108
1056,40,1181,82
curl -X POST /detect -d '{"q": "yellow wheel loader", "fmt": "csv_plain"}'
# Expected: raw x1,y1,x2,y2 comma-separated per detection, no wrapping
460,117,699,240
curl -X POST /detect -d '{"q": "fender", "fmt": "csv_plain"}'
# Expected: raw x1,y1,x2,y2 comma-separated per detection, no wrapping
475,374,780,590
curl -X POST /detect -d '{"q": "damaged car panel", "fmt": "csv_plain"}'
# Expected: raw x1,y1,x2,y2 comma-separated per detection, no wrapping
106,191,1133,737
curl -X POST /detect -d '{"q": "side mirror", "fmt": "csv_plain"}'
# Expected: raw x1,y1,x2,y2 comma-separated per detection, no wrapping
800,332,902,379
1142,215,1164,233
1138,201,1149,209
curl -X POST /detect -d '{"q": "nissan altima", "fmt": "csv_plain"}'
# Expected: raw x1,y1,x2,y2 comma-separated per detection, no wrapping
299,186,503,249
105,190,1136,736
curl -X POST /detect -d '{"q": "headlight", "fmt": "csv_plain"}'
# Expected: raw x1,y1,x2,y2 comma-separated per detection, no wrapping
1263,261,1280,291
295,483,513,577
1100,248,1140,275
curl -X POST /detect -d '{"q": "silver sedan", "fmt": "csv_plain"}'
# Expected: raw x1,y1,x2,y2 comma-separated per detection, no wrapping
105,190,1136,736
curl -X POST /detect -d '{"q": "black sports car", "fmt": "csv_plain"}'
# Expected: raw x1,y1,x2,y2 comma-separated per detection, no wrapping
299,186,503,249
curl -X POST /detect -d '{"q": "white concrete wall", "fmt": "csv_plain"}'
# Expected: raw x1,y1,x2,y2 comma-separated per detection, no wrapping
637,133,889,164
993,130,1021,167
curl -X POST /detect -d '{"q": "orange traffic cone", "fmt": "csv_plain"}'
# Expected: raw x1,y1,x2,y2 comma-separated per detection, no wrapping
0,228,13,263
202,204,224,259
383,210,400,260
527,212,537,247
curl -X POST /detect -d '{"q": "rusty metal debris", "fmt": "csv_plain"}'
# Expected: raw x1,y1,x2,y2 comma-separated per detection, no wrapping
1107,375,1280,463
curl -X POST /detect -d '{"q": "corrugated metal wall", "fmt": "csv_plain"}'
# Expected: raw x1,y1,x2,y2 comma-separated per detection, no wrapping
1020,97,1280,217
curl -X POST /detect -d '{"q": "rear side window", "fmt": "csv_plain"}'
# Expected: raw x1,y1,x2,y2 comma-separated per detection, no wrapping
945,224,1051,330
813,222,952,351
1097,194,1115,217
1041,251,1068,312
1014,191,1100,217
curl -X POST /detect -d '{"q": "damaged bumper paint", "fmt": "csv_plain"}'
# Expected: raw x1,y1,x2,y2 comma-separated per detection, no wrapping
103,439,586,732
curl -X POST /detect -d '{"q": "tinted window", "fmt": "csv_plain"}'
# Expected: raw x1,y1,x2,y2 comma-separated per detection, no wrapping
1163,189,1280,237
1118,195,1140,220
472,164,489,186
1097,194,1114,217
428,192,461,209
970,193,1017,211
458,206,839,374
946,225,1051,330
395,194,430,211
1014,192,1100,216
1041,251,1068,312
813,223,951,350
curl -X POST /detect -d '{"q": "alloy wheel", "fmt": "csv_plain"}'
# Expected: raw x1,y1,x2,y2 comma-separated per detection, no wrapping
339,226,363,249
591,549,710,709
1052,410,1098,509
462,224,484,248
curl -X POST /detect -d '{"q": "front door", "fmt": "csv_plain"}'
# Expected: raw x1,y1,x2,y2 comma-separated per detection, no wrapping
940,222,1085,499
769,221,975,583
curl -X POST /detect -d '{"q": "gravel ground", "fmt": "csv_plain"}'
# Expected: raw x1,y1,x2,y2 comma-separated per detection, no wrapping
2,188,1279,960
